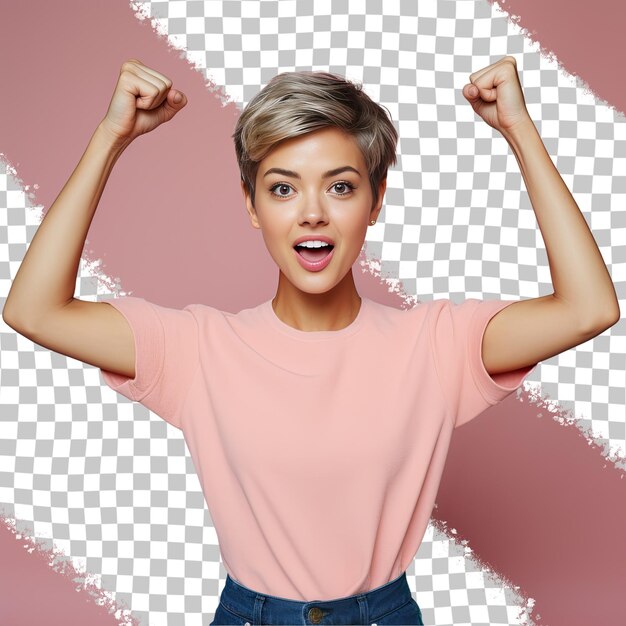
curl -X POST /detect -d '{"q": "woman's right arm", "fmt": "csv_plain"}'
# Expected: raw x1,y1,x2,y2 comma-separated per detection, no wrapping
2,59,187,379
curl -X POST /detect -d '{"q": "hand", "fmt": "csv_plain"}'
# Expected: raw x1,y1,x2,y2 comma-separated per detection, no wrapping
99,59,187,145
462,56,532,136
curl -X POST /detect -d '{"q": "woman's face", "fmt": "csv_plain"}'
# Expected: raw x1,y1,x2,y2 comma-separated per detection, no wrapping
242,126,386,296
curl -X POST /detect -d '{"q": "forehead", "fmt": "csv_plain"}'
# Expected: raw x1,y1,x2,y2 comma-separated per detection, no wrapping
260,127,365,173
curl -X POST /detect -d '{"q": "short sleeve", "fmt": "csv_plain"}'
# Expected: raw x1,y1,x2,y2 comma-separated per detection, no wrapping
99,296,199,430
429,298,539,429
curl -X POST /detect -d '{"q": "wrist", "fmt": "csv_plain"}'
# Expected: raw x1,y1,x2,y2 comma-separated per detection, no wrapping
94,122,133,155
500,116,539,150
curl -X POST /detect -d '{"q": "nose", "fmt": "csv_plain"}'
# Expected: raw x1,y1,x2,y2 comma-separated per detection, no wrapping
297,192,329,226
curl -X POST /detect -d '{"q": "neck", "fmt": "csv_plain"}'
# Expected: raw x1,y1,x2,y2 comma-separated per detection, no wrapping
272,272,362,332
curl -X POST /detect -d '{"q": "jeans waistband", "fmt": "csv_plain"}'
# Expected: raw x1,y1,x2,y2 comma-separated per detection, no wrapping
218,571,413,625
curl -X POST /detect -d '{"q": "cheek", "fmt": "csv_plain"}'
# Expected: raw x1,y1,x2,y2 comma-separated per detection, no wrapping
259,221,289,253
342,218,368,244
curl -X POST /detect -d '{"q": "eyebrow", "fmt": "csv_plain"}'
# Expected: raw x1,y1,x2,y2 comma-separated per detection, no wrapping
263,166,361,179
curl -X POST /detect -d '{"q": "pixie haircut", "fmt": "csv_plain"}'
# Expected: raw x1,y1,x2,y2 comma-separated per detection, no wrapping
232,70,398,211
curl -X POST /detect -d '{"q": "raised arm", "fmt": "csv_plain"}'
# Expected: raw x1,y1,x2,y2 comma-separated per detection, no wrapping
2,59,187,379
461,56,620,375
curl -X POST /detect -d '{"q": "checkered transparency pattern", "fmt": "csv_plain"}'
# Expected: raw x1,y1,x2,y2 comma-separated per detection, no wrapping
1,0,625,625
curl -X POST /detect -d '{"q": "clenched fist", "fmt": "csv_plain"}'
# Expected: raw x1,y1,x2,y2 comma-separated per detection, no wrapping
100,59,187,145
462,55,532,137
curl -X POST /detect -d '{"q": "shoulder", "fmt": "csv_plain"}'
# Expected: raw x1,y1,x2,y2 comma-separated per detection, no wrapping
362,296,435,337
187,300,268,336
426,297,486,327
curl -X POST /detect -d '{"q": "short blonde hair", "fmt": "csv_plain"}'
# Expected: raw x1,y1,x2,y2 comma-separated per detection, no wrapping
232,70,398,210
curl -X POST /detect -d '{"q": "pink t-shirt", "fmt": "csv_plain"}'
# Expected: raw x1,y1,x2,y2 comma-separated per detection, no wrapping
100,295,538,601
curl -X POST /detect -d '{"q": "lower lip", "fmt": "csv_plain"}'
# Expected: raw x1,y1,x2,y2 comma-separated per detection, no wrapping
293,246,334,272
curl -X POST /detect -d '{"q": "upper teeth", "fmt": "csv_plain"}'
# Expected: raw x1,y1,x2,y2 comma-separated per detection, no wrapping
297,240,331,248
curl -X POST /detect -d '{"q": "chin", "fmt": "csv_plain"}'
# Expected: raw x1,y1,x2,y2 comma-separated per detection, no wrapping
294,280,338,295
282,270,341,295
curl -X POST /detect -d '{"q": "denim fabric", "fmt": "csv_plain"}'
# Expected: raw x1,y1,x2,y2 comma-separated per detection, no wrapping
209,571,424,625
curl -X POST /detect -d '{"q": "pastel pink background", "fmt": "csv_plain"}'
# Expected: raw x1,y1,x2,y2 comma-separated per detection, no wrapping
0,0,624,624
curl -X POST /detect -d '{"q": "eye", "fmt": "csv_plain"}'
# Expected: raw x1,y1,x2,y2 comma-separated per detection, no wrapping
269,183,295,198
331,181,356,196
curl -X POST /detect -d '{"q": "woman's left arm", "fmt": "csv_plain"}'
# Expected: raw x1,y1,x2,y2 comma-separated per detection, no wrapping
462,56,620,376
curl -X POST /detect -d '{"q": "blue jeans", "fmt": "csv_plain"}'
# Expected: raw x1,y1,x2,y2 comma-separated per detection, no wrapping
209,571,425,625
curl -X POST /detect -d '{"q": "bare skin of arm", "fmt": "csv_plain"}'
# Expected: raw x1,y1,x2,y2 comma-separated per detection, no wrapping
461,57,620,376
2,59,187,379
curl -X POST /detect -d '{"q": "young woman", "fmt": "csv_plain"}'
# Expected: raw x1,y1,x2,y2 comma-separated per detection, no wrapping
3,57,619,626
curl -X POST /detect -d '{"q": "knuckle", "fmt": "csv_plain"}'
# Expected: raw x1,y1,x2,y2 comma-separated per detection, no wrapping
121,58,143,72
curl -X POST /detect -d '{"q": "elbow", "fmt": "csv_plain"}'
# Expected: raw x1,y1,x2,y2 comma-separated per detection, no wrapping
2,303,18,330
2,303,36,336
602,300,621,328
581,302,621,336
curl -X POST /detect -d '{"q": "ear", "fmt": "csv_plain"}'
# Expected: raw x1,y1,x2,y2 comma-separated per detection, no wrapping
241,179,261,230
370,177,387,222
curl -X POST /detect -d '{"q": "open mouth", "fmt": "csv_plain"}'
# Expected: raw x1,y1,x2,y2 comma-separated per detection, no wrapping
294,244,334,262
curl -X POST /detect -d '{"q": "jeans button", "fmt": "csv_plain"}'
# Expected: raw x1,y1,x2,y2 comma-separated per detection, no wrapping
308,607,324,623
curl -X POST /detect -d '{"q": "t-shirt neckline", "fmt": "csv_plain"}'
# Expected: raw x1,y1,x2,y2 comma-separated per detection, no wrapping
262,296,368,341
